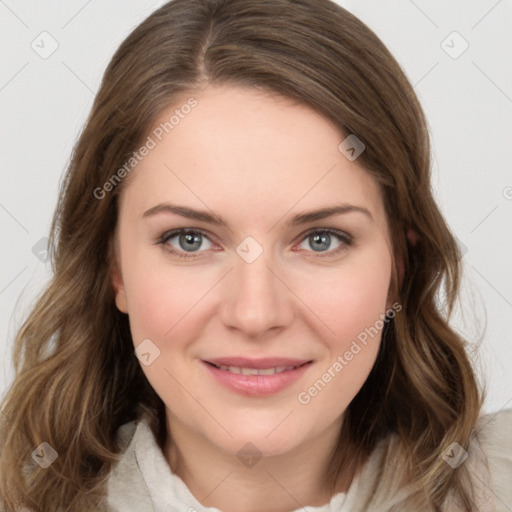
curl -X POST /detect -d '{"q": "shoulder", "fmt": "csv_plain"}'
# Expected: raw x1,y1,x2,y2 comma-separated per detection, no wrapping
474,408,512,511
476,408,512,470
106,418,155,511
114,419,138,451
358,410,512,512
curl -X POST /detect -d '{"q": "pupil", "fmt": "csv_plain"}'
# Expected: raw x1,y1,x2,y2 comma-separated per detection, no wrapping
310,233,330,251
179,233,202,251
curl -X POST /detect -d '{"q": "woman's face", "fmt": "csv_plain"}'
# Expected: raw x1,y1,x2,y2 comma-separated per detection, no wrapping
113,85,394,458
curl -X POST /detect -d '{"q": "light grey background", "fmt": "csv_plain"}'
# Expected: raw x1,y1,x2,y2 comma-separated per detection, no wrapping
1,0,511,414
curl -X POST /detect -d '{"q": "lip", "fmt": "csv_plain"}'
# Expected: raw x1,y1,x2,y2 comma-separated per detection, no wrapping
202,358,313,396
204,357,311,369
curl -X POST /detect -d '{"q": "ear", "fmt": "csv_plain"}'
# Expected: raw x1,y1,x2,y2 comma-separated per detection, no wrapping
110,240,128,314
406,228,419,246
397,228,419,288
397,253,405,289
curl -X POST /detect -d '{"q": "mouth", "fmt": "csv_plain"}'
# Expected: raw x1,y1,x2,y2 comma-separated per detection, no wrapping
203,360,311,375
201,357,313,396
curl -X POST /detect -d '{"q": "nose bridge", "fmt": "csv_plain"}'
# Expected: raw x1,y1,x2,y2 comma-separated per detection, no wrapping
219,246,294,336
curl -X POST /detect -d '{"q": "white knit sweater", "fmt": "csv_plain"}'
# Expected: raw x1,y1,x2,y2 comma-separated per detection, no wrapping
106,409,512,512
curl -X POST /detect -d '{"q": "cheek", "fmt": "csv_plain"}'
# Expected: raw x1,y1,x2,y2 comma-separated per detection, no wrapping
119,254,209,397
119,245,180,341
120,247,218,346
296,248,392,346
122,273,177,343
294,252,391,415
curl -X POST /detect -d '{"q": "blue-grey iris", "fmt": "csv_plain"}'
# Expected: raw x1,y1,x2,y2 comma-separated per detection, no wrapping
179,232,202,251
309,233,331,251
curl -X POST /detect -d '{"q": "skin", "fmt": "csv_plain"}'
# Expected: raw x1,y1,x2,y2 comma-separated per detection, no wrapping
112,84,394,512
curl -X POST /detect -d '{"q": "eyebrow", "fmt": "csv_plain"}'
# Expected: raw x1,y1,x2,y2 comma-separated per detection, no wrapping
142,202,374,226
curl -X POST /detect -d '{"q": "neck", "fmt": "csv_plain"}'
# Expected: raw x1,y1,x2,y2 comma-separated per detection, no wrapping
163,414,358,512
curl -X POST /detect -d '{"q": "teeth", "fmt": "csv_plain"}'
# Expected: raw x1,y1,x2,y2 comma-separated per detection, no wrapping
258,368,278,375
217,365,297,375
241,367,258,375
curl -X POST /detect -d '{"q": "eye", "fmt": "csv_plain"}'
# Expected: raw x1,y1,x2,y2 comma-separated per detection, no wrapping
158,229,214,255
156,227,352,259
297,229,352,254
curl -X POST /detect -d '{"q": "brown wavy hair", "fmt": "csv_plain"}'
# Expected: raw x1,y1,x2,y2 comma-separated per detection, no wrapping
0,0,483,510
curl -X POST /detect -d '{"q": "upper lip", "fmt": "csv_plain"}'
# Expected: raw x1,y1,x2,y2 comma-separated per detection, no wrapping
204,357,312,369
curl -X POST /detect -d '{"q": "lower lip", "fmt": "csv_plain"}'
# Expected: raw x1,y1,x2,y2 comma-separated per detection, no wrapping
202,361,313,396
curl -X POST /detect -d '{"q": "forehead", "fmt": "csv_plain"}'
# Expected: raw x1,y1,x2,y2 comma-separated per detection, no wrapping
120,85,386,226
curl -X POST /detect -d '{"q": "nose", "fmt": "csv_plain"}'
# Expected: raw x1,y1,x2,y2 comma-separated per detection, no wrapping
218,252,295,338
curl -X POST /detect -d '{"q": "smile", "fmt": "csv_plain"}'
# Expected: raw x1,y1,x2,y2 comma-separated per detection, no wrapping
202,359,313,396
210,363,305,375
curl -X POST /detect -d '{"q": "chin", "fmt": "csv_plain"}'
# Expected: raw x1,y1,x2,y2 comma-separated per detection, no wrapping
210,417,313,459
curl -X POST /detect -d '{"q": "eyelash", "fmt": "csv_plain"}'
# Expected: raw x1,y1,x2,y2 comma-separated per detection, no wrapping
155,228,353,260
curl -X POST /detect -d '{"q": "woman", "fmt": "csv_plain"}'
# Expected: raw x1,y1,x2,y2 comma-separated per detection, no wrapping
0,0,510,511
